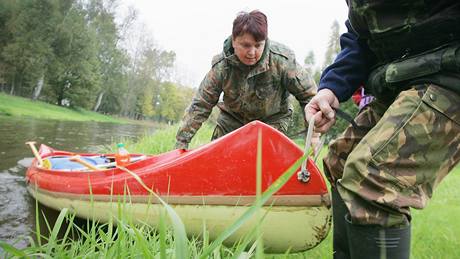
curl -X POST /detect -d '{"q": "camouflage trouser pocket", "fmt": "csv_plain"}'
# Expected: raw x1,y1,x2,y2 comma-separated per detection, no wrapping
369,85,460,192
339,84,460,226
422,84,460,125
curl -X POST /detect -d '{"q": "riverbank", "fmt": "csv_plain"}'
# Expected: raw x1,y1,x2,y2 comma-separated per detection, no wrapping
0,93,140,124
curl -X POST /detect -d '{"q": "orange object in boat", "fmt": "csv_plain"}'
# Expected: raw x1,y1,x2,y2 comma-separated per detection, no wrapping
114,143,130,167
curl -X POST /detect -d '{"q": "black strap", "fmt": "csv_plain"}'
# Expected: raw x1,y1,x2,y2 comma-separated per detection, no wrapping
333,108,366,130
288,108,366,138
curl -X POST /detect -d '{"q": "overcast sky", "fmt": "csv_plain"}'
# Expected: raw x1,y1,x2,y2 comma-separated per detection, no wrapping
120,1,348,87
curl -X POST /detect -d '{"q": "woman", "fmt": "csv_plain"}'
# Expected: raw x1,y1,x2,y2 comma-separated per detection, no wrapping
175,10,317,149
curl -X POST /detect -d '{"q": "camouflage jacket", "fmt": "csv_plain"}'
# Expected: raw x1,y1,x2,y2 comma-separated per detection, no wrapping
347,0,460,63
176,37,316,146
346,0,460,99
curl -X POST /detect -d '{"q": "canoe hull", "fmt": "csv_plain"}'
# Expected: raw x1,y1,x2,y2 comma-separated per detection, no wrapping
28,186,331,253
26,121,332,253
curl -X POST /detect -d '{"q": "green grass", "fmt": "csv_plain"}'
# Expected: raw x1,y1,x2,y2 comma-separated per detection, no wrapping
3,124,459,258
411,167,460,259
125,123,215,155
0,93,128,123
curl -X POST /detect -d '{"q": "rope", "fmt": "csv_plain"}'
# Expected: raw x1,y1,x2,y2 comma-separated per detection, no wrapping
301,116,315,172
288,107,366,139
297,116,315,182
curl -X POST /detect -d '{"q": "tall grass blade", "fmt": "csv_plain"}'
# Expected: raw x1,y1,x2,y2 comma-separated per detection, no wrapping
59,213,75,247
132,226,151,258
255,129,264,258
229,225,259,259
34,190,42,248
117,166,189,259
106,212,114,253
0,241,29,258
46,208,68,255
71,222,92,241
40,210,52,242
159,208,167,259
201,220,209,252
87,175,97,249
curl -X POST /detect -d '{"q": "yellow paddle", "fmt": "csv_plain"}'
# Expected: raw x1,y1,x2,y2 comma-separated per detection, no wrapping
25,141,43,167
70,155,99,171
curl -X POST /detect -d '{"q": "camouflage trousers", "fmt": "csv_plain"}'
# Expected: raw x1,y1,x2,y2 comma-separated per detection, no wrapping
324,84,460,227
211,108,291,140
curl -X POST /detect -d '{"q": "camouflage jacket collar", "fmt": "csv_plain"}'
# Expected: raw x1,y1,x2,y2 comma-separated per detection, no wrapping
222,36,270,78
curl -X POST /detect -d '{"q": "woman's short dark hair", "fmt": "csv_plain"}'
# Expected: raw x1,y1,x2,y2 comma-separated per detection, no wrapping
232,10,268,42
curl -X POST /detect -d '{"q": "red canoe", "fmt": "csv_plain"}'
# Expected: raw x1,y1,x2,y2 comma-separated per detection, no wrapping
26,121,331,253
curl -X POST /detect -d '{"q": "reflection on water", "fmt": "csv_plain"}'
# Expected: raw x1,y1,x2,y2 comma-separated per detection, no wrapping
0,116,155,249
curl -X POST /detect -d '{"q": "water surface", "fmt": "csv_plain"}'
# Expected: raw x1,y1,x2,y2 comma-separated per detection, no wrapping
0,116,155,249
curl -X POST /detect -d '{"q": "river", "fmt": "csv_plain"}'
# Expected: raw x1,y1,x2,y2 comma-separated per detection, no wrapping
0,116,156,249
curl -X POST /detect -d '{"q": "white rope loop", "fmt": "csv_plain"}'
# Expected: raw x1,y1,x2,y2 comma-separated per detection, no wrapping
298,116,315,183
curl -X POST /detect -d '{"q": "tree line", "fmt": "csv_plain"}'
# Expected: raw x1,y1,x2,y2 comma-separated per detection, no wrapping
0,1,355,139
0,0,194,123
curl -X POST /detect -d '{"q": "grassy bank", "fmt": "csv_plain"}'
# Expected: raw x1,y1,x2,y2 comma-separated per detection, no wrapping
3,124,459,258
0,93,127,123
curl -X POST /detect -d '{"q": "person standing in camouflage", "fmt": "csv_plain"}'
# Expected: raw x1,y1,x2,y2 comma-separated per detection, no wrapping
305,1,460,258
175,10,317,149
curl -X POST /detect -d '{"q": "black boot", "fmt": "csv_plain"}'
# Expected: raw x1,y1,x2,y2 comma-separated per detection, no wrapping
345,214,411,259
331,188,351,259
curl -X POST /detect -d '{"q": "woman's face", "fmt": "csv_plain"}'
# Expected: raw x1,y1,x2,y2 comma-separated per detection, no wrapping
232,33,265,66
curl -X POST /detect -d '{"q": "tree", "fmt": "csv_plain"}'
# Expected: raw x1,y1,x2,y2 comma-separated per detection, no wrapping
304,50,322,84
323,20,341,69
287,51,324,139
44,1,101,108
154,82,194,123
141,84,155,118
86,0,129,112
126,35,176,119
304,50,315,74
0,0,15,91
1,0,58,97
